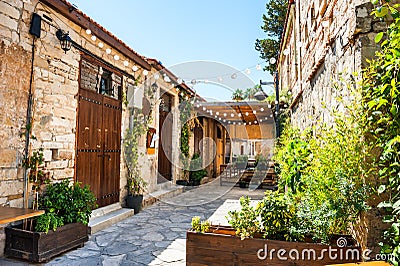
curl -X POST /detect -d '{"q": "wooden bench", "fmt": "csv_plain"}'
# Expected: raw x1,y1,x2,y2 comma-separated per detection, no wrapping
0,206,44,224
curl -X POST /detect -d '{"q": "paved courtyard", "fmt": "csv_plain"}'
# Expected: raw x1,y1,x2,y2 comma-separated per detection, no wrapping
0,181,266,265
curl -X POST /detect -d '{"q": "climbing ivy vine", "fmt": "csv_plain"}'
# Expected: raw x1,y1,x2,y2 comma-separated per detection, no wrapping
364,1,400,263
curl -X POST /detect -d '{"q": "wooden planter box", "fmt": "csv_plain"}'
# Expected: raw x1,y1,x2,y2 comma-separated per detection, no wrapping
187,227,362,266
5,222,88,263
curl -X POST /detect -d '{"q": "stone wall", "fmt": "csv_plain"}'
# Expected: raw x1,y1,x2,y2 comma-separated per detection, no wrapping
279,0,392,256
0,0,151,206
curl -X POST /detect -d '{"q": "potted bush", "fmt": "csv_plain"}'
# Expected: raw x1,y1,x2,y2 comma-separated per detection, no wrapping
126,174,147,213
5,180,97,263
235,154,248,169
231,89,244,102
189,153,207,186
187,192,362,265
255,154,268,170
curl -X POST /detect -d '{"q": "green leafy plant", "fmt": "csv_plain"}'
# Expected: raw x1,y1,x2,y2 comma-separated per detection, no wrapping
191,216,211,233
364,1,400,263
35,180,97,233
234,154,248,168
231,89,245,101
189,153,207,182
227,196,261,240
255,0,287,74
22,148,51,210
179,94,199,180
124,109,149,196
273,74,370,241
274,127,312,193
256,191,296,241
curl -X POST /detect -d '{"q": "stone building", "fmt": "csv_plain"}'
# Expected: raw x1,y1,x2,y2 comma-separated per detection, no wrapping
0,0,199,254
278,0,390,255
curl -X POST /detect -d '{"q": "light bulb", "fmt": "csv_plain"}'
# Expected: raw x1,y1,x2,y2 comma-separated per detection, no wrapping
106,48,111,54
86,29,91,35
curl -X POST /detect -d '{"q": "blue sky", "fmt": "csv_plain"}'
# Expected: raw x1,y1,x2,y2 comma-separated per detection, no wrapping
71,0,274,101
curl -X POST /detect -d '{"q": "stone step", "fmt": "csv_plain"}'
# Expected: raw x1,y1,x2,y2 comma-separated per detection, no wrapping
143,185,183,208
88,185,184,234
88,207,134,234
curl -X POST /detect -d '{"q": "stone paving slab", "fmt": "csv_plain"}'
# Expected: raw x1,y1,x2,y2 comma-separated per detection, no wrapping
0,186,265,265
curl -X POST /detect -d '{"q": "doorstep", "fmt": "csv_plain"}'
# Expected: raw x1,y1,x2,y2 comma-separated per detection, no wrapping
88,185,184,234
143,184,184,208
88,204,134,234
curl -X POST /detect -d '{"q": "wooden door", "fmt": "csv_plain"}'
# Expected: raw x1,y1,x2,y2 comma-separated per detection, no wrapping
158,94,173,182
216,126,224,175
76,89,121,207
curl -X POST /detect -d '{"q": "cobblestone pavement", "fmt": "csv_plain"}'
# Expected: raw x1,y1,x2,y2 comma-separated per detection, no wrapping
0,181,266,266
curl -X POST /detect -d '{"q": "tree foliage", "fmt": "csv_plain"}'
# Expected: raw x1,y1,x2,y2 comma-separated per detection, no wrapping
255,0,287,75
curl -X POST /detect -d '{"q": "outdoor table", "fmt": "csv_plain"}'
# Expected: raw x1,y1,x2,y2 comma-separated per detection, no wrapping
0,206,44,224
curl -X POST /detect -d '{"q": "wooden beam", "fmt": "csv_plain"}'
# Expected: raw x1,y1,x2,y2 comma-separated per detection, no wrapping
40,0,151,70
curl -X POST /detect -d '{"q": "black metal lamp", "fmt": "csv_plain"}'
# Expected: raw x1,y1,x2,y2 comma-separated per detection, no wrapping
259,72,280,137
254,82,271,101
56,29,72,53
151,82,159,92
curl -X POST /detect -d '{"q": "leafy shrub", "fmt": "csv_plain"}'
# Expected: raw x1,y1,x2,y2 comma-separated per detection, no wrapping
35,180,97,232
256,191,296,241
227,196,261,240
191,216,211,233
189,153,207,182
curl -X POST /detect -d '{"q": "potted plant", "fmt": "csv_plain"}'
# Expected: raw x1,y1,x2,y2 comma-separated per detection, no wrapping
123,111,149,213
187,193,362,265
231,89,244,102
235,154,248,169
255,154,268,170
5,180,97,262
126,174,147,213
189,153,207,186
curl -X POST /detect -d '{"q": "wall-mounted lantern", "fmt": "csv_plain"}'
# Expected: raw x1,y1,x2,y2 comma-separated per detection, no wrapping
56,29,72,53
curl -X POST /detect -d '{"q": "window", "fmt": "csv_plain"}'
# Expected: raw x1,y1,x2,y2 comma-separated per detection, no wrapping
100,69,112,95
